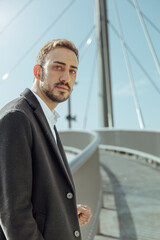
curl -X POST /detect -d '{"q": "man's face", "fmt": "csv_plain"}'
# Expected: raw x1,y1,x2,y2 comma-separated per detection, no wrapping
39,47,78,103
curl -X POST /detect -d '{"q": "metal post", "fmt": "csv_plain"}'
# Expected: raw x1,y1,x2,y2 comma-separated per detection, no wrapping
66,97,76,129
95,0,114,127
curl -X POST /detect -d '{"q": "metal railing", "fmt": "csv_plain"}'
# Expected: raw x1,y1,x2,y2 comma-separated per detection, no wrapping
96,128,160,163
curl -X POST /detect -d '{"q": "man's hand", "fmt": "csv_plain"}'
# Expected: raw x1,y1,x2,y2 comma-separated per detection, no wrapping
77,204,92,226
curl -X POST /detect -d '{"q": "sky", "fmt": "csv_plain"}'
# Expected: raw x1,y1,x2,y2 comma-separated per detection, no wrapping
0,0,160,131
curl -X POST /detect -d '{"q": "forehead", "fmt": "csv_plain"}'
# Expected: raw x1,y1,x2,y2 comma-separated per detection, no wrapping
45,47,78,67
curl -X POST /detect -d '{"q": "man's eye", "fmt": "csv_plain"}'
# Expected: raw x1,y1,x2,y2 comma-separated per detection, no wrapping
54,65,62,70
70,69,76,74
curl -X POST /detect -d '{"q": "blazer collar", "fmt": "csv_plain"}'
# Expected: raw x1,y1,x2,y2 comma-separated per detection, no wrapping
20,88,39,110
20,88,75,192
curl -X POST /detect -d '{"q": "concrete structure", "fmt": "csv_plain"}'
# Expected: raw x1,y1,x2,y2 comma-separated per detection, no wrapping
60,129,160,240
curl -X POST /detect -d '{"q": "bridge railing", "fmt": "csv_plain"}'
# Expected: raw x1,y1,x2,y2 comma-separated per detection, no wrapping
96,128,160,163
59,130,102,240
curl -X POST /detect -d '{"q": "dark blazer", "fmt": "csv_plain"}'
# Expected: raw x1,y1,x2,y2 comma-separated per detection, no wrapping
0,88,81,240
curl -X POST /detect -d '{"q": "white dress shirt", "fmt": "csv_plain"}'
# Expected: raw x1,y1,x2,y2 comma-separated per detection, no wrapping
31,91,60,143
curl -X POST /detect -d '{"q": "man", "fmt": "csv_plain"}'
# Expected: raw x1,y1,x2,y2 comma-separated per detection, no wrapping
0,39,92,240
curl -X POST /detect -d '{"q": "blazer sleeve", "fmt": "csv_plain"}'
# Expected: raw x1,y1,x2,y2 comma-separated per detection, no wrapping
0,110,44,240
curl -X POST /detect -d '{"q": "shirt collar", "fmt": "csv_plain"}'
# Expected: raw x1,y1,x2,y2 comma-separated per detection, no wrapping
31,90,60,126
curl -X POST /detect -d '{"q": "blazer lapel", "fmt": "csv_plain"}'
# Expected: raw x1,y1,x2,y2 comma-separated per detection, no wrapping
20,88,75,192
54,126,75,190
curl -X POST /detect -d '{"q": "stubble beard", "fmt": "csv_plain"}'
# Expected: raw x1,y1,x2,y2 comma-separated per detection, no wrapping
41,86,71,103
40,72,72,103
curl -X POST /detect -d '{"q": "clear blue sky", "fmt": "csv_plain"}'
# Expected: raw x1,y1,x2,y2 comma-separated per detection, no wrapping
0,0,160,131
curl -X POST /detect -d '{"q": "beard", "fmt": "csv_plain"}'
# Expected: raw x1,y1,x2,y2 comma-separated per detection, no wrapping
41,85,71,103
40,71,72,103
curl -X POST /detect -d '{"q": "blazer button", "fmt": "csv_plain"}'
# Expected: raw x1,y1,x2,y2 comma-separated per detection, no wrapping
66,192,73,199
74,230,80,237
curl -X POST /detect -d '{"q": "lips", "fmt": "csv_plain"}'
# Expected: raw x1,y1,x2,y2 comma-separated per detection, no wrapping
56,85,69,91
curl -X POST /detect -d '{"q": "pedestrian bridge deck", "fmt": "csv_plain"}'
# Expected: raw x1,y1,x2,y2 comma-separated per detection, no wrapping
61,129,160,240
95,148,160,240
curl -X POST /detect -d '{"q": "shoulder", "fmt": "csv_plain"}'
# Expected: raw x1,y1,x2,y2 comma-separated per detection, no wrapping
0,97,32,134
0,109,33,147
0,95,33,120
0,109,31,131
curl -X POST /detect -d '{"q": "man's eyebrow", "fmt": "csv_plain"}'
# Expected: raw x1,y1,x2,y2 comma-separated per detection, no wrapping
52,61,78,69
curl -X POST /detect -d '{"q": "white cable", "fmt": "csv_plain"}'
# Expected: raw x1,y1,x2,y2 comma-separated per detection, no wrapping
112,0,145,129
133,0,160,75
0,0,34,35
83,46,97,129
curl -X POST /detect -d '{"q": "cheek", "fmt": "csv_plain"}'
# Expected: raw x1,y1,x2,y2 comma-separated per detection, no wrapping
41,76,52,89
44,73,56,86
48,81,56,91
49,69,60,77
49,72,60,83
70,78,76,87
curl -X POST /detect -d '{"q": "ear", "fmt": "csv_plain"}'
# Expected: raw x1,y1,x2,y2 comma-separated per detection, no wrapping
33,65,42,80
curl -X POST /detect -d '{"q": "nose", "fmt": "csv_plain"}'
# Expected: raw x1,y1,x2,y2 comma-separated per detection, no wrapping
59,70,70,83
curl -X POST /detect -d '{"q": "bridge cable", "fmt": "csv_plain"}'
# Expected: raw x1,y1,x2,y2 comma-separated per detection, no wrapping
78,27,95,61
83,38,97,129
112,0,145,129
109,21,160,96
133,0,160,76
78,25,95,50
126,0,160,36
1,0,76,81
0,0,34,35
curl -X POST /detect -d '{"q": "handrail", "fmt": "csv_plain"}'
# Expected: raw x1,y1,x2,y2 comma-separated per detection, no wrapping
96,128,160,162
59,130,102,240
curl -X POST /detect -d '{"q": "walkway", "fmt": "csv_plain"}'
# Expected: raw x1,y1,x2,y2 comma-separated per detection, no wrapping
94,148,160,240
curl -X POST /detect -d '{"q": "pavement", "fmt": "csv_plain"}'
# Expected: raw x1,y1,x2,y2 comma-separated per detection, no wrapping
94,149,160,240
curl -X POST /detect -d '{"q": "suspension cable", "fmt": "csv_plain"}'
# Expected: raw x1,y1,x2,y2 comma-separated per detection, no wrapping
1,0,76,80
126,0,160,36
78,25,95,50
79,28,95,61
0,0,34,35
109,21,160,96
112,0,145,129
133,0,160,76
83,46,97,129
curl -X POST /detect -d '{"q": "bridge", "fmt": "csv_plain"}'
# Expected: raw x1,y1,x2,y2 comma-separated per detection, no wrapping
60,129,160,240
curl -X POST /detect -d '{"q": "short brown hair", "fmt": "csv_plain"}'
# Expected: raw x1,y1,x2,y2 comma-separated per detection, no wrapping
36,39,79,66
